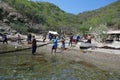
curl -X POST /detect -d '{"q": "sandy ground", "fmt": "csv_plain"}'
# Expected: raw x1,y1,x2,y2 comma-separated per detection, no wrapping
36,42,120,73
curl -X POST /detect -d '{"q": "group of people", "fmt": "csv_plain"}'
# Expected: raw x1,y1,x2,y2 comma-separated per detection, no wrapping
68,34,81,47
1,32,92,56
32,33,92,55
48,33,65,55
1,33,37,55
1,34,22,44
27,33,37,55
41,33,80,55
17,34,37,55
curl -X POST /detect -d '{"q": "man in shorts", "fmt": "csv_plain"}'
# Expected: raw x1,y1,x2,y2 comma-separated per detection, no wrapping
51,36,58,55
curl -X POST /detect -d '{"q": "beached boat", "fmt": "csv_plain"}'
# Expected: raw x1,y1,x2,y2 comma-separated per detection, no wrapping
79,42,96,49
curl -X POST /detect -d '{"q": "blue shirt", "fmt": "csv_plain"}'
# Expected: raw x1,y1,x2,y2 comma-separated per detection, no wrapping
52,39,58,46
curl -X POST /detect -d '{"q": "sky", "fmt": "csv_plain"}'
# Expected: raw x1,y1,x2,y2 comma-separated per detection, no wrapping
32,0,117,15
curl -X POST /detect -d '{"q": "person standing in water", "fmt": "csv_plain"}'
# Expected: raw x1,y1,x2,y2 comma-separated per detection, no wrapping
61,37,65,49
27,33,32,44
42,33,47,42
32,36,37,55
51,35,58,55
69,34,73,47
17,34,22,44
2,34,8,44
87,34,92,43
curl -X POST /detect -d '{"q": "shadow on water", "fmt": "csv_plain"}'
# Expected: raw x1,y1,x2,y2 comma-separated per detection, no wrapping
51,56,57,63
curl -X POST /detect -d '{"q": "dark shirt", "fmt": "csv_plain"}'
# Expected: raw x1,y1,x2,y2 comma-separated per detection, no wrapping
70,35,73,41
3,35,7,41
32,39,37,46
28,34,32,41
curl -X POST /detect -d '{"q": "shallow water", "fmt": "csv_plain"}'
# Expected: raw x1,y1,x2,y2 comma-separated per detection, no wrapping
0,45,120,80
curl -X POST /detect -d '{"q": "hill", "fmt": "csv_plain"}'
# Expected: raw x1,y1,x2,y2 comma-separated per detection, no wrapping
77,0,120,33
1,0,78,34
0,0,120,34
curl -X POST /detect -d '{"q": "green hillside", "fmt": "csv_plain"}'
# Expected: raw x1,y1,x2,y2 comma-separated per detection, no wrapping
3,0,120,34
4,0,78,34
77,1,120,33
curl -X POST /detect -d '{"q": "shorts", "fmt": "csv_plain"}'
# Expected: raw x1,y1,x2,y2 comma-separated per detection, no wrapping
52,45,57,49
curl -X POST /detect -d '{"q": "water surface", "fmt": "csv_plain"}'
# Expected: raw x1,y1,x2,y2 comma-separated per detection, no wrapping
0,44,120,80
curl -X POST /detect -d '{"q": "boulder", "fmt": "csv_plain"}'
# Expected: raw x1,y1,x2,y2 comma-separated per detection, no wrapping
3,18,10,23
7,12,17,22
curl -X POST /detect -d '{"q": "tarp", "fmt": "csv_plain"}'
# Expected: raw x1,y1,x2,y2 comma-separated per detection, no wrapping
48,31,58,35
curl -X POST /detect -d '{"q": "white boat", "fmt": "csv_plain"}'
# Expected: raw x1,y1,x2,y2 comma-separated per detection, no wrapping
79,42,96,49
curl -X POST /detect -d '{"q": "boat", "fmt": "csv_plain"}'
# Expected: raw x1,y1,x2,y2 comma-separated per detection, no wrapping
79,42,96,49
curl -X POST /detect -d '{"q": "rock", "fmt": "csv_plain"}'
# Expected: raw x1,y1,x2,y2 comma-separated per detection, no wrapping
0,26,17,35
0,1,28,24
17,17,24,23
0,1,40,33
3,18,10,23
8,12,17,18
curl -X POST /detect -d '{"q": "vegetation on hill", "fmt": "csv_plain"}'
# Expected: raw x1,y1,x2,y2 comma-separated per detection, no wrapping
3,0,120,34
4,0,78,34
77,1,120,33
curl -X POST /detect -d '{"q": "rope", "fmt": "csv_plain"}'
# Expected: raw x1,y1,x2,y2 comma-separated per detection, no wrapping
0,43,50,54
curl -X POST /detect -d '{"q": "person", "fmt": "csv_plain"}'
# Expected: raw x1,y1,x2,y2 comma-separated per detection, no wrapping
76,36,80,43
69,34,73,47
42,33,47,42
27,33,32,44
61,37,65,49
51,35,58,55
87,34,92,43
2,34,8,44
17,34,22,44
49,33,53,41
32,36,37,55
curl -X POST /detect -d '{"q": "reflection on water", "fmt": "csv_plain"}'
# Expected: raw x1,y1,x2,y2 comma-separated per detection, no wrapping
51,56,57,63
0,49,120,80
